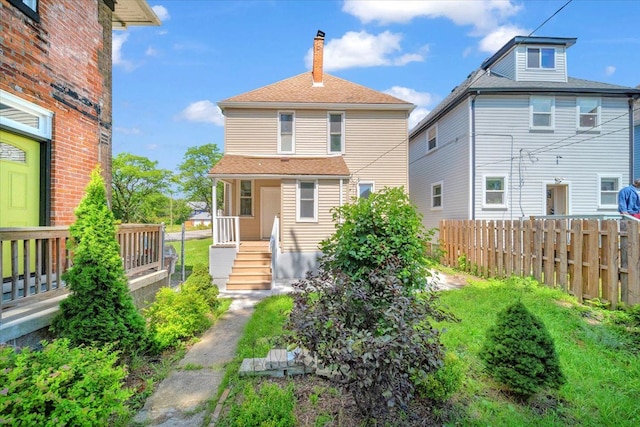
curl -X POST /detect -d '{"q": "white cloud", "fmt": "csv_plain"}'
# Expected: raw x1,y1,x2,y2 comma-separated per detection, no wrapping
408,107,430,130
112,32,135,71
115,127,142,135
478,25,528,53
151,5,170,22
383,87,436,130
305,31,425,71
177,100,224,126
146,46,158,57
605,65,616,76
146,144,159,150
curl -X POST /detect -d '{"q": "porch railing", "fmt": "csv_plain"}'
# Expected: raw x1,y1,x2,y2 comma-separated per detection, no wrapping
213,216,240,249
1,224,164,311
269,215,280,287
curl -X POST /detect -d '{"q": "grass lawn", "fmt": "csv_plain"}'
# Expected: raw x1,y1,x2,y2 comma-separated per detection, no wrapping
213,273,640,426
168,238,211,282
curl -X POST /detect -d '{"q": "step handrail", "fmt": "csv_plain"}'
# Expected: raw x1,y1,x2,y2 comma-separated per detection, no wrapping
269,215,280,287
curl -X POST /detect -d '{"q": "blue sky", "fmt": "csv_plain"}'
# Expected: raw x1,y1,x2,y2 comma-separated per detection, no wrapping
112,0,640,173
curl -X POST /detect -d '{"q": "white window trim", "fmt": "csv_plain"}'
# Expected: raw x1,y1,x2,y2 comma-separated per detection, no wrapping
238,179,254,217
0,89,52,139
357,181,375,199
525,47,556,70
576,97,601,132
597,173,622,209
431,181,443,210
483,174,508,209
327,112,345,154
296,180,318,222
277,111,295,154
529,96,555,130
427,125,437,152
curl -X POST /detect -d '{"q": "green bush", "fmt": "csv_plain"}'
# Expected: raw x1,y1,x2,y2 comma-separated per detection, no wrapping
319,186,436,291
145,286,211,350
225,381,296,427
51,168,148,353
479,301,565,399
415,351,465,402
183,263,219,310
0,339,132,426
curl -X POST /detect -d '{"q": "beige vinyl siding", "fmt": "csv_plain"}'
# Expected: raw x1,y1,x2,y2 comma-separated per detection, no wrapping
515,45,567,82
344,110,408,196
281,179,340,253
224,109,277,154
490,51,515,79
474,95,630,218
295,110,330,155
236,179,281,240
409,101,471,233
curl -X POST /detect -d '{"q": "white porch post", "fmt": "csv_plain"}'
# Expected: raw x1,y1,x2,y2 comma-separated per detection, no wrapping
212,178,218,245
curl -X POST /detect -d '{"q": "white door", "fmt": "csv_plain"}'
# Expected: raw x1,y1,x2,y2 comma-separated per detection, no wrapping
261,187,281,239
546,184,568,215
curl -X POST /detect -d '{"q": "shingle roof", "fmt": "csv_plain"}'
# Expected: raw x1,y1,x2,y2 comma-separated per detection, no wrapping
219,72,413,107
410,69,640,137
209,155,351,178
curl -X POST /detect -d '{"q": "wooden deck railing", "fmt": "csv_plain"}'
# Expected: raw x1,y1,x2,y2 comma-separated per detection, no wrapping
438,218,640,308
1,224,164,311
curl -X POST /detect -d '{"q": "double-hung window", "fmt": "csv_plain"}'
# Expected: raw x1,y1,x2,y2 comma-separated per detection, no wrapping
427,126,437,151
328,112,344,153
526,47,555,69
577,98,601,130
530,96,554,129
598,175,621,208
239,180,253,216
278,112,294,153
358,182,374,199
484,175,507,208
297,181,317,221
431,181,443,210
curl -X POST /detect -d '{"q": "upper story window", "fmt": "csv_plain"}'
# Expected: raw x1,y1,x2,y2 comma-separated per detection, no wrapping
328,112,344,153
598,174,621,208
0,90,52,140
484,175,508,209
278,112,294,153
358,182,374,199
7,0,39,22
526,47,555,69
530,96,555,129
297,180,317,222
577,98,601,131
239,180,253,216
431,181,443,210
427,126,437,151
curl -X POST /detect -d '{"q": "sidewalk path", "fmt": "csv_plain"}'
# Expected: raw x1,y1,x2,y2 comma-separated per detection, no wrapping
132,271,466,426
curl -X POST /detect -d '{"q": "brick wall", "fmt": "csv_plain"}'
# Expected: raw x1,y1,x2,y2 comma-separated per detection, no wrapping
0,0,113,225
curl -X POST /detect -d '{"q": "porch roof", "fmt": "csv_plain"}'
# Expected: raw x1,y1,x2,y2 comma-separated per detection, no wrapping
208,155,351,179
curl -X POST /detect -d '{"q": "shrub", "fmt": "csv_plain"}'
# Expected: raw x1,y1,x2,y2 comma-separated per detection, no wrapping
319,186,436,291
225,381,296,427
183,263,219,310
145,286,211,350
415,351,465,402
51,167,148,353
287,259,453,418
0,339,132,426
479,301,565,399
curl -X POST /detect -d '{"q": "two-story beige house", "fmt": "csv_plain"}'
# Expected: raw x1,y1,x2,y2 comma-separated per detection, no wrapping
208,32,414,290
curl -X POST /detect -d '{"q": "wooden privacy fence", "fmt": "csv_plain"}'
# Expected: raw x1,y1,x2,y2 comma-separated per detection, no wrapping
1,224,164,311
438,219,640,308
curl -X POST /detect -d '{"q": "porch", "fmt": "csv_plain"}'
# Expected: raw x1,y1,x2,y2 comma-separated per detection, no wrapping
1,224,171,344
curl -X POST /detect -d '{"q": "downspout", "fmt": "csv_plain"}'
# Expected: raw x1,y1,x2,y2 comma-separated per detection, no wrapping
630,97,636,180
471,93,478,219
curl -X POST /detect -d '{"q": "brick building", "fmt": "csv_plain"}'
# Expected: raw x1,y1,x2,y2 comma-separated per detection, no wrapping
0,0,159,227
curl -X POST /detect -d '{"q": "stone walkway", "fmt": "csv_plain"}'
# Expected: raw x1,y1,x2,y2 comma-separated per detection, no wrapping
132,271,466,426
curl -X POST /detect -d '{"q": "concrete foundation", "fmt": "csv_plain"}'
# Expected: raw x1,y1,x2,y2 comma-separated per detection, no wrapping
275,251,322,279
209,245,237,290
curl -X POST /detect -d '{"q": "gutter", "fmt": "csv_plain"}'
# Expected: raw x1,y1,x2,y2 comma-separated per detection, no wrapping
471,93,477,220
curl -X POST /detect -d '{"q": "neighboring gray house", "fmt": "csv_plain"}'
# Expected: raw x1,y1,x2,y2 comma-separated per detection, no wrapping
409,36,640,234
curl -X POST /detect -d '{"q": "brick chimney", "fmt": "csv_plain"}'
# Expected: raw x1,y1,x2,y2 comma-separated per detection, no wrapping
312,30,325,87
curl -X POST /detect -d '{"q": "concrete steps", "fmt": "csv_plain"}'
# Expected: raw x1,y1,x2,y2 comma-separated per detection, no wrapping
226,242,272,290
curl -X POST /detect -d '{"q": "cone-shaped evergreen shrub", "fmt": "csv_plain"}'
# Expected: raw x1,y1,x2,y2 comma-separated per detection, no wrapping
479,301,565,399
51,168,148,353
182,263,219,310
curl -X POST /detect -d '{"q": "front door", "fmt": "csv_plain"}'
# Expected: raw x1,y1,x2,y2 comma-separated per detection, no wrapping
260,187,280,240
546,184,568,216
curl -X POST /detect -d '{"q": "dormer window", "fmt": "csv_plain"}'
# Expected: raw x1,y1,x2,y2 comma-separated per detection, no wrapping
527,47,555,69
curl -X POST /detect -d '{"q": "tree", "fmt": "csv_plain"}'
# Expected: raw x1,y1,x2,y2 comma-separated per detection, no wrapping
111,152,172,223
51,167,148,353
176,143,223,214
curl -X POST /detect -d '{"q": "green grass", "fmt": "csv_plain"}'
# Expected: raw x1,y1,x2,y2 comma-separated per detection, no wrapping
169,238,211,281
435,274,640,426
